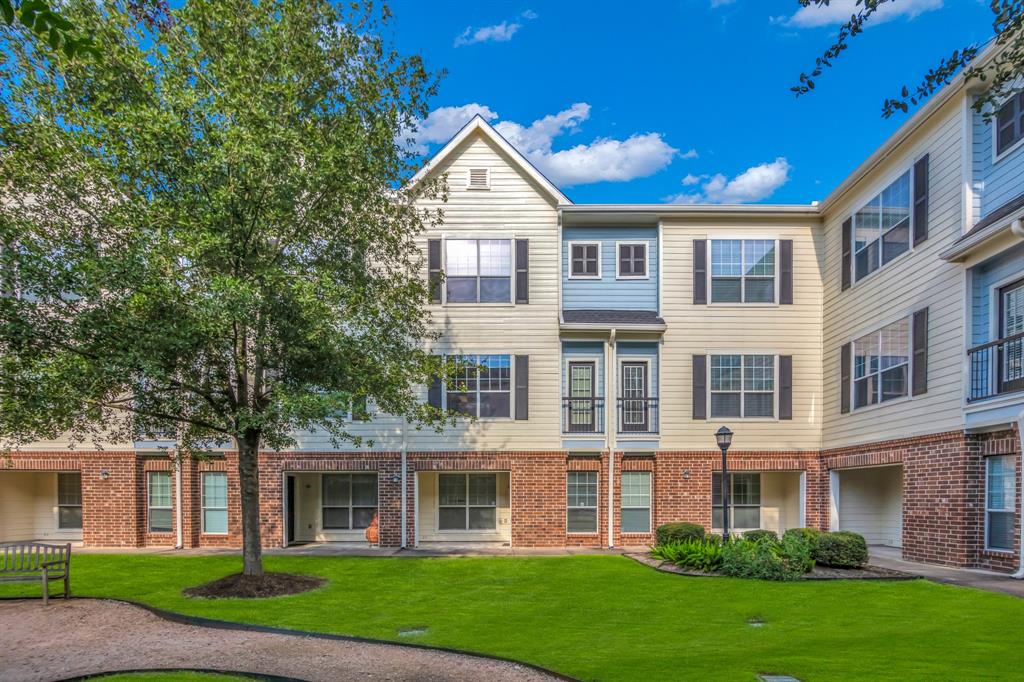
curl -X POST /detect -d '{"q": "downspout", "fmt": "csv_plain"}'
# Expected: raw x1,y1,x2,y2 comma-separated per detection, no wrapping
174,451,183,549
608,328,617,549
400,425,408,550
1013,412,1024,579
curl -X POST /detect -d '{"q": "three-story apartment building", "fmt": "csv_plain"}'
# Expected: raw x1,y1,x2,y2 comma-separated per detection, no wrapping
2,51,1022,574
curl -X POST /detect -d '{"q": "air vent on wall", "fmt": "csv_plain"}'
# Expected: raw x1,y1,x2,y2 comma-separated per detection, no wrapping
467,167,490,190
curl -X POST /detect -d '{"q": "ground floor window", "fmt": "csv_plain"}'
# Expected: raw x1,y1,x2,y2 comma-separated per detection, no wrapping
567,471,599,533
620,471,651,533
202,472,229,534
57,472,82,530
323,473,378,530
438,473,497,531
711,472,761,530
147,471,173,533
986,455,1016,551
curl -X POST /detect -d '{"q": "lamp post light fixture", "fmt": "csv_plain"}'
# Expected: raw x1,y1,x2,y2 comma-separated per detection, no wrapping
715,426,734,541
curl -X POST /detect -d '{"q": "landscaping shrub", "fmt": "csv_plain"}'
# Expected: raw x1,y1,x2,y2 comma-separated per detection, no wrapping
814,531,868,568
655,522,705,545
742,529,778,543
782,527,822,545
651,538,725,572
780,532,815,574
720,534,814,581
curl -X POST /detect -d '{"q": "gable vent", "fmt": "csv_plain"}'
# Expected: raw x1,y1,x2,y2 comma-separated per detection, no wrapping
467,167,490,190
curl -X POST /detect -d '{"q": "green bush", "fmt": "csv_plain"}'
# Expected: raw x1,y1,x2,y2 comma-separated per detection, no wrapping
650,538,724,572
814,531,868,568
782,527,822,545
655,522,705,545
720,533,814,581
780,532,815,574
742,529,778,543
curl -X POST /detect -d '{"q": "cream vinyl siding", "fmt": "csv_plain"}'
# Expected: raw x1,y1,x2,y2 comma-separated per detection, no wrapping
416,471,512,543
0,472,81,541
660,219,824,451
836,465,903,547
822,95,967,448
761,472,801,536
294,131,561,452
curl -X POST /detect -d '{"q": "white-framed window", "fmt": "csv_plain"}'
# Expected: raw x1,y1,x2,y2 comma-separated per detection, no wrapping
621,471,651,533
57,472,82,530
995,93,1024,159
853,317,910,410
853,170,911,282
444,354,512,419
569,242,601,278
710,354,775,418
616,242,647,279
712,472,761,530
567,471,599,533
322,473,377,530
201,472,229,534
986,455,1016,551
710,239,776,303
445,239,512,303
147,471,173,533
438,473,497,531
466,167,490,190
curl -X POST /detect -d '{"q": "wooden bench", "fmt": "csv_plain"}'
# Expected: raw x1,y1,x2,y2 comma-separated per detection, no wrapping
0,542,72,605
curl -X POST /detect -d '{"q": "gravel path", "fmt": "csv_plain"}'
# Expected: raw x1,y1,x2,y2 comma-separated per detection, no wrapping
0,599,563,682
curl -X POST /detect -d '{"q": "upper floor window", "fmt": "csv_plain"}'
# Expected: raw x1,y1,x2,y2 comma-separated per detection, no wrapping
853,171,911,282
617,243,647,279
445,239,511,303
995,93,1024,158
569,242,601,278
710,240,776,303
710,354,775,418
445,354,511,418
853,317,909,409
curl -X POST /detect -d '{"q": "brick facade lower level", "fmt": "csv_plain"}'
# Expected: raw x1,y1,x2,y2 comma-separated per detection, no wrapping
2,424,1021,573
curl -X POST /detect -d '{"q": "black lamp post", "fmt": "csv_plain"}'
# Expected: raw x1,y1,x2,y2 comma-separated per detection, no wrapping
715,426,734,541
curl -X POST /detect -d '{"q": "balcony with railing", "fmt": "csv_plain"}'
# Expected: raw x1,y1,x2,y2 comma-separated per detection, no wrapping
967,332,1024,402
561,397,605,434
616,397,659,435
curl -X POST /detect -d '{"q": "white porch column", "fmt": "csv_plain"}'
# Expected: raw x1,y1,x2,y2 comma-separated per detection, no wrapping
828,469,840,532
799,471,807,529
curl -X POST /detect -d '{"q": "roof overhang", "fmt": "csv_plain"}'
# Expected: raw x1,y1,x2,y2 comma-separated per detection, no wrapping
941,215,1024,262
560,204,820,226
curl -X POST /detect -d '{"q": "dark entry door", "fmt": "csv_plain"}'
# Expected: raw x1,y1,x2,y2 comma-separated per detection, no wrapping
621,361,648,432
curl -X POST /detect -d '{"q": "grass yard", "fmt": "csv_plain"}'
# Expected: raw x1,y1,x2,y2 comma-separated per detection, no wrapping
88,674,251,682
3,554,1023,681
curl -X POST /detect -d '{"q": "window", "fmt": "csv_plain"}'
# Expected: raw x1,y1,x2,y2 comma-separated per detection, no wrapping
147,471,172,533
445,354,511,418
322,473,378,530
569,242,601,278
995,93,1024,158
853,318,909,409
712,472,761,530
710,354,775,418
616,243,647,278
710,240,776,303
567,471,598,533
202,472,229,534
438,473,497,531
986,456,1016,551
853,171,911,282
621,471,651,533
445,239,512,303
57,472,82,530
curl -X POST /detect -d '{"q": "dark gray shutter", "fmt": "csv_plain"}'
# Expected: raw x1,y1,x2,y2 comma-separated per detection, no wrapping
427,239,442,304
515,355,529,420
840,343,851,414
912,307,929,396
841,218,852,291
913,154,929,246
779,355,793,420
428,375,442,409
692,354,707,420
779,239,794,305
515,239,529,304
693,240,707,305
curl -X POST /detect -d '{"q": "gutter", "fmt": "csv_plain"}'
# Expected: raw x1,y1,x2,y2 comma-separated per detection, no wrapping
607,328,616,549
174,451,183,550
940,216,1024,262
400,425,408,550
1014,412,1024,579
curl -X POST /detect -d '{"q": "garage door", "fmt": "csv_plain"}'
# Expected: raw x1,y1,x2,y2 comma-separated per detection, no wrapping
838,466,902,547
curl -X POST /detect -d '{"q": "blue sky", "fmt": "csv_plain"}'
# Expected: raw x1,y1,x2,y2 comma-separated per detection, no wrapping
389,0,995,205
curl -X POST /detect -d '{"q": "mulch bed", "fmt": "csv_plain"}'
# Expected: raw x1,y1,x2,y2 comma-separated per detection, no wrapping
184,572,326,599
624,552,917,581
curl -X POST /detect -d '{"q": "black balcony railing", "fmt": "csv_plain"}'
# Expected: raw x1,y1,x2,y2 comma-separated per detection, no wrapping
967,332,1024,402
616,397,659,434
561,397,605,434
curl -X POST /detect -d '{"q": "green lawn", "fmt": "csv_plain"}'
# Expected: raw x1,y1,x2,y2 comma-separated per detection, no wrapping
87,674,250,682
3,554,1023,681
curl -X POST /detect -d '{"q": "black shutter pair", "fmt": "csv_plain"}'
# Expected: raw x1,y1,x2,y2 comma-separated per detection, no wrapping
426,239,529,304
427,355,529,420
692,354,793,420
692,239,794,304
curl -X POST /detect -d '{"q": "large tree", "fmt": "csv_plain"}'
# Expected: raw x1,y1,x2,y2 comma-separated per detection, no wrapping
0,0,455,577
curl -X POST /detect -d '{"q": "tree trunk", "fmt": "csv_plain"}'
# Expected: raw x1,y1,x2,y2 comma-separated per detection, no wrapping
237,431,264,577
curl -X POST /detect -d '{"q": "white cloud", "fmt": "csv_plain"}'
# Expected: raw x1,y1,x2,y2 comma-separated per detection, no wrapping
667,158,791,204
454,10,538,46
402,104,498,154
783,0,942,28
710,0,737,7
681,148,699,159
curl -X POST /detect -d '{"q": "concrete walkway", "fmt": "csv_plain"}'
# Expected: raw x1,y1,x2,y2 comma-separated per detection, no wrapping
0,599,563,682
869,547,1024,598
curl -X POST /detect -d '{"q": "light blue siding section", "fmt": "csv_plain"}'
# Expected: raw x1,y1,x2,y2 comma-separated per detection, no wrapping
562,227,658,311
972,107,1024,221
970,242,1024,345
617,342,659,397
561,341,605,397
